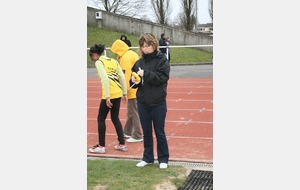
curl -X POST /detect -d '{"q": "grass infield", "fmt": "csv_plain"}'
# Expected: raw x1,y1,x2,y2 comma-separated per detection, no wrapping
87,26,213,67
87,159,187,190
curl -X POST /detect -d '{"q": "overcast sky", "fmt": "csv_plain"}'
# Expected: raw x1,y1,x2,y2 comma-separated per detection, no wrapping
166,0,212,24
87,0,212,24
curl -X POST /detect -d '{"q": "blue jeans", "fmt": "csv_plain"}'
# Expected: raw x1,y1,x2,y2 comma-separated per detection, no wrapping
137,102,169,164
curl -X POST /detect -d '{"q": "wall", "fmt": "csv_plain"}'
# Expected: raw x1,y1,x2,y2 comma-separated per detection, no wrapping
87,7,213,52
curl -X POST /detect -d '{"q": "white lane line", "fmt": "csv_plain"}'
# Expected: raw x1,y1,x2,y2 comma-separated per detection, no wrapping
87,118,212,124
167,133,175,140
87,91,213,94
170,99,213,102
87,107,212,112
184,119,192,125
167,92,212,94
87,98,213,102
87,81,212,84
199,107,206,112
87,132,213,140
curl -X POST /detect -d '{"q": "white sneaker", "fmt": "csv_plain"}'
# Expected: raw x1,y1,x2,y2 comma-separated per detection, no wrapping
126,137,143,143
89,145,106,154
159,163,168,169
123,133,131,138
136,161,152,167
114,144,128,152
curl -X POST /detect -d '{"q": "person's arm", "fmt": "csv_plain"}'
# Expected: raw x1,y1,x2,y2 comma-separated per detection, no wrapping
116,61,127,96
116,61,128,104
95,60,110,98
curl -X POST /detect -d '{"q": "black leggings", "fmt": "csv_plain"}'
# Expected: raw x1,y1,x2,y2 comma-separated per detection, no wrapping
97,98,125,146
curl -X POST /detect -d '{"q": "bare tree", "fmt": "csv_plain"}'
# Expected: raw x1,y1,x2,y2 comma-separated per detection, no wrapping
178,0,196,31
91,0,145,18
173,13,186,30
209,0,213,20
150,0,172,25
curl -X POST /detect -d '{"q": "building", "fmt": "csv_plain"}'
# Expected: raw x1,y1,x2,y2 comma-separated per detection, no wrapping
198,23,213,33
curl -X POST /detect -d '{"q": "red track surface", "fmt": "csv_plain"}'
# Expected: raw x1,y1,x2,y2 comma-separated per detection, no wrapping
87,78,213,163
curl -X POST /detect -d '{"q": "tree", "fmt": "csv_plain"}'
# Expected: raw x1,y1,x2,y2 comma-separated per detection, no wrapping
178,0,196,31
209,0,213,20
150,0,172,25
90,0,145,18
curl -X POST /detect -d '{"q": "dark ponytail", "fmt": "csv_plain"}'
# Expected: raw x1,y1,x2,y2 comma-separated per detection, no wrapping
89,44,105,56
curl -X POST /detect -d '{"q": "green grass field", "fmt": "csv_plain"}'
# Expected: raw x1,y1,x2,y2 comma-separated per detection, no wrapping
87,26,213,67
87,159,187,190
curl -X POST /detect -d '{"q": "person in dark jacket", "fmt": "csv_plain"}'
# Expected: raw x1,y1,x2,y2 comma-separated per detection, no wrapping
159,33,168,59
130,33,170,169
120,34,132,47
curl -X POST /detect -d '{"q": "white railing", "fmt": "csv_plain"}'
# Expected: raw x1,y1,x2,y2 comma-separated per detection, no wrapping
87,44,213,60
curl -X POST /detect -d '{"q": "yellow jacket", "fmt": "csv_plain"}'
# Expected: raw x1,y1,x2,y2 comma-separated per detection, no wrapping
110,40,139,99
95,56,127,99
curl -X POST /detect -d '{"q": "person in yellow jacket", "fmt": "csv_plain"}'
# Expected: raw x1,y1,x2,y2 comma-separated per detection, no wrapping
110,39,143,143
88,44,128,154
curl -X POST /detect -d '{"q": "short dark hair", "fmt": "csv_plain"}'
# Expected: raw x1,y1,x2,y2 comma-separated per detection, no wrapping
161,33,165,38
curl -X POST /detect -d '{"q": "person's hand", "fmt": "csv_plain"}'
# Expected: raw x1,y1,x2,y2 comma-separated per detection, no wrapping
121,95,127,104
106,98,113,108
131,72,141,83
137,67,144,77
131,75,137,83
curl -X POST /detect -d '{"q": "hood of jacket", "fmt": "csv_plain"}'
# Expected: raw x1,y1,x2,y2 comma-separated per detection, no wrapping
120,34,127,40
110,39,129,58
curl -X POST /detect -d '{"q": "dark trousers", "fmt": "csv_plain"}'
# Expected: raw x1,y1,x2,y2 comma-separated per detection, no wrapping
97,98,125,146
137,102,169,164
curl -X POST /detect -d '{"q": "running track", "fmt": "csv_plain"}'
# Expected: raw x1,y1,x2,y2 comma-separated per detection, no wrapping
87,67,213,163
